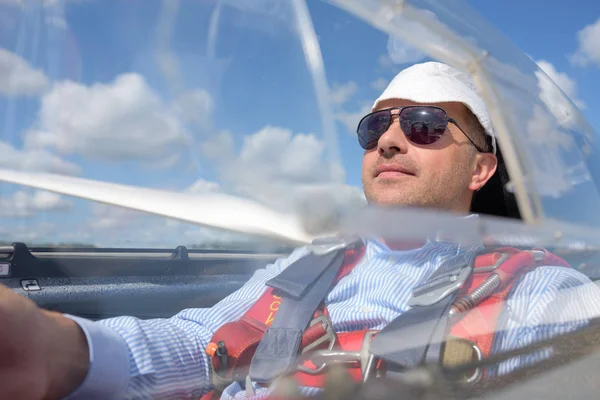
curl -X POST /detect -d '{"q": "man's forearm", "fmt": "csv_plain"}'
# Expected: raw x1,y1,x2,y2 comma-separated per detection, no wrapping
41,310,90,399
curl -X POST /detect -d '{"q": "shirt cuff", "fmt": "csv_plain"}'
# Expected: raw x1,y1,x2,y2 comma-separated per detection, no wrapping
61,314,130,399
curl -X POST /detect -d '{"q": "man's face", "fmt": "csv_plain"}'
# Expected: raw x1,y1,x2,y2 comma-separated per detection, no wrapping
361,99,494,213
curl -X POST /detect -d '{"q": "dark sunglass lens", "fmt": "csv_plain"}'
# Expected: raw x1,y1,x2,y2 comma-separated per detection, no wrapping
400,107,448,145
358,111,391,149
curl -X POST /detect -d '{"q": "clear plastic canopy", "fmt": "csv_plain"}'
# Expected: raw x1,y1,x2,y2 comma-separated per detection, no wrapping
0,0,599,250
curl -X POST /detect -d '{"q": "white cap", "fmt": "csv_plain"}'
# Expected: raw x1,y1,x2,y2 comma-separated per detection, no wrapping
372,61,496,154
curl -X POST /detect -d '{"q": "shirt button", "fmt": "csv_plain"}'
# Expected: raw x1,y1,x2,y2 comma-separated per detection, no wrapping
361,306,372,313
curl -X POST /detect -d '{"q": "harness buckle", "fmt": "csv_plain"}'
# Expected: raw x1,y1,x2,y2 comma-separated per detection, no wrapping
530,248,546,261
296,349,362,375
301,314,337,354
293,330,381,381
474,252,510,273
360,331,379,383
308,236,361,255
246,315,337,395
407,265,472,307
466,342,483,383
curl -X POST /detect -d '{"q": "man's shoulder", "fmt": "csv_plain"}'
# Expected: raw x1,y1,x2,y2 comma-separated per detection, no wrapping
519,264,594,288
507,263,600,307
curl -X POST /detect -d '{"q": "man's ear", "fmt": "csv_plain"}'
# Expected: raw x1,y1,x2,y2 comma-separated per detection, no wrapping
469,153,498,191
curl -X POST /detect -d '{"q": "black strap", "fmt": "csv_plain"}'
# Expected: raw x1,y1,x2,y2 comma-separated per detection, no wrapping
249,245,349,383
264,246,344,299
369,245,482,369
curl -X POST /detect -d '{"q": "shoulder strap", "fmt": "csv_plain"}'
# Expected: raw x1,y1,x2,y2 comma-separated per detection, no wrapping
248,238,364,383
205,242,366,386
368,246,570,373
446,247,571,366
248,248,347,382
368,244,482,369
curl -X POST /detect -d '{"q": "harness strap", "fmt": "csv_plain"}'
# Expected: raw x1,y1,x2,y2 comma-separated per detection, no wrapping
368,245,482,369
446,247,571,377
265,246,345,299
204,243,572,397
249,242,356,383
204,244,366,393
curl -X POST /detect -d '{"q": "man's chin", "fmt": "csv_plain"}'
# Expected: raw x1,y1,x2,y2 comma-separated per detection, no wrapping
365,194,420,208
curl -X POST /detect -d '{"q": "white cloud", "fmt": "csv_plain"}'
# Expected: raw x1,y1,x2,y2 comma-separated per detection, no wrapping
172,89,214,127
335,102,372,135
200,125,366,227
29,190,71,210
237,126,326,183
186,178,221,194
381,9,482,69
327,81,372,136
23,73,204,165
200,127,333,211
570,18,600,68
0,141,81,175
378,55,393,70
386,35,427,66
200,130,234,161
5,123,365,246
536,60,584,109
526,104,575,150
329,81,357,108
384,9,442,65
521,61,591,197
523,104,581,197
293,183,366,235
0,190,71,217
371,78,388,92
0,222,56,244
535,60,584,129
89,203,143,230
0,48,49,96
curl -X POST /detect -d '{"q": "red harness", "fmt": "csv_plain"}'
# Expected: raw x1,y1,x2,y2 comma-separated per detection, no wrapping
201,246,570,398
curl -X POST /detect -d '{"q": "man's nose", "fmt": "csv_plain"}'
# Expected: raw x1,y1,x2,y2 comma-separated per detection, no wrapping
377,116,409,156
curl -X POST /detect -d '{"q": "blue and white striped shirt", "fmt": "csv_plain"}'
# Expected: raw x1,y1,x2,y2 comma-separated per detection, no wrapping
65,238,600,399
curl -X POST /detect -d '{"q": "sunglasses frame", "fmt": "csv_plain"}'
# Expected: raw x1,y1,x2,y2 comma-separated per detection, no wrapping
356,105,489,153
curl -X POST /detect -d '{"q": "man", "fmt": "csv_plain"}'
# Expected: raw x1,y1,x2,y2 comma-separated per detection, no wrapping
2,62,600,400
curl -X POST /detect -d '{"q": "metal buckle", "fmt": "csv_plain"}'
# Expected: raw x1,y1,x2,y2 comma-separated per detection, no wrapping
466,343,483,384
301,315,337,354
248,316,337,395
309,236,361,255
295,349,362,375
407,266,472,307
473,249,545,274
474,252,510,273
360,331,379,383
530,248,546,261
294,330,380,379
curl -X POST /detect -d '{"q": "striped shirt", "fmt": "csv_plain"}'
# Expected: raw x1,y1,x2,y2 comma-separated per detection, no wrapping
65,238,600,399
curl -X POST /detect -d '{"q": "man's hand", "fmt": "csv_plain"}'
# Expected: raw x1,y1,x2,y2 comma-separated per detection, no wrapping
0,284,89,400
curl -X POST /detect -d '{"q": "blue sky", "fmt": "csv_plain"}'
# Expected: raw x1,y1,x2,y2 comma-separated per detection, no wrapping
468,0,600,129
0,0,599,245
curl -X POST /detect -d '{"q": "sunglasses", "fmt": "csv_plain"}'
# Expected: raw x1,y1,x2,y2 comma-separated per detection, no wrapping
356,106,488,153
